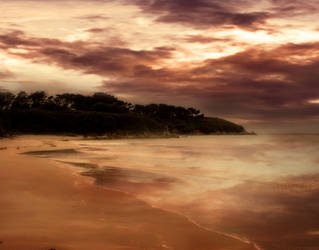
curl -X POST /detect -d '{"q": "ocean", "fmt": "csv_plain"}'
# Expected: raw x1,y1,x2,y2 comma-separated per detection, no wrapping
22,134,319,249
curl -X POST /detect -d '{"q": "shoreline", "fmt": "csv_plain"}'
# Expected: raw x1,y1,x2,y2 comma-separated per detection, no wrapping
0,136,256,250
0,131,256,141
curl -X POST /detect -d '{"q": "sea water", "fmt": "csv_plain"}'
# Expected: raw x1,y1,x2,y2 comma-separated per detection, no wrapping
27,134,319,250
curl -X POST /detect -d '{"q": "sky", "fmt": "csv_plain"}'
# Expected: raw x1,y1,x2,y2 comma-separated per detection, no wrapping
0,0,319,133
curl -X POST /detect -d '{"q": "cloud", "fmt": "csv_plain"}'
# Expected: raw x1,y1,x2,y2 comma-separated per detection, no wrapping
1,29,319,132
0,70,14,80
84,28,108,33
83,27,128,47
183,35,232,44
102,42,319,129
0,30,174,77
270,0,319,17
39,46,174,76
128,0,269,29
75,14,109,21
0,30,70,50
121,0,319,34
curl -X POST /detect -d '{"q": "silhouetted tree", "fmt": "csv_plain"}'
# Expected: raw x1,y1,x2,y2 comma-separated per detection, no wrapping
0,92,14,111
11,91,30,110
0,90,245,136
29,91,47,108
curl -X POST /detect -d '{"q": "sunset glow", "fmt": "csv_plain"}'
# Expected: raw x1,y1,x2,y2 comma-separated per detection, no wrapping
1,2,319,249
309,99,319,104
0,0,319,132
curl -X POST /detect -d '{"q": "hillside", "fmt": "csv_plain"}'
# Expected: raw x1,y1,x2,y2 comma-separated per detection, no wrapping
0,91,246,137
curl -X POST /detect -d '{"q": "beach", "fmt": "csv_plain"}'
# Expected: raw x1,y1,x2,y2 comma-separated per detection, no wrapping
0,136,255,250
2,134,319,249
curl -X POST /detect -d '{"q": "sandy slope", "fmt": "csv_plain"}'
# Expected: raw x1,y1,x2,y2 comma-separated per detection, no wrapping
0,136,255,250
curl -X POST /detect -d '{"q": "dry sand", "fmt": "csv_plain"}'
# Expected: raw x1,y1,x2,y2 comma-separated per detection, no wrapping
0,136,255,250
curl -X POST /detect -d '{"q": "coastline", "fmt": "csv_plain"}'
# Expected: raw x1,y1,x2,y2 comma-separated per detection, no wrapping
0,130,256,141
0,135,256,250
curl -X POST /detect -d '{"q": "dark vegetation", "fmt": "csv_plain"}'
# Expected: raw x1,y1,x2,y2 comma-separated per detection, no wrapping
0,91,245,137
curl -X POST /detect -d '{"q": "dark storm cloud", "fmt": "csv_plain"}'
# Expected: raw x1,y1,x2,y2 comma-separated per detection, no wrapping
5,0,319,33
103,42,319,122
197,43,319,115
37,46,174,76
129,0,269,29
0,30,71,50
0,30,39,48
269,0,319,17
0,30,174,77
121,0,319,32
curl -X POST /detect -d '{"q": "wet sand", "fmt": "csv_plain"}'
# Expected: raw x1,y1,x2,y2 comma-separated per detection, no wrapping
0,136,255,250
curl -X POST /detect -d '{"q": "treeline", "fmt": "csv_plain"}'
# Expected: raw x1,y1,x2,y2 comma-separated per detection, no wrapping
0,91,245,137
